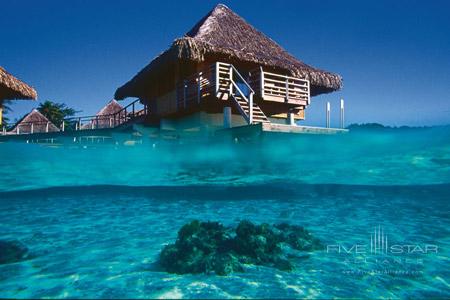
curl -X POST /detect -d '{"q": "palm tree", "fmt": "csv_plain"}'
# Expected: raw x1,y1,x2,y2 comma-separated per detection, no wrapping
37,101,78,127
0,100,11,130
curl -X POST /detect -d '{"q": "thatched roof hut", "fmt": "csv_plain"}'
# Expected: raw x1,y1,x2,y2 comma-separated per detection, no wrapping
0,66,37,126
9,109,59,134
115,4,342,100
96,99,123,116
0,66,37,101
81,99,125,129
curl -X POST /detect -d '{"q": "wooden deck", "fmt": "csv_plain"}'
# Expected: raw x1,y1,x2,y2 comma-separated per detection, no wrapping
261,123,348,135
216,123,348,140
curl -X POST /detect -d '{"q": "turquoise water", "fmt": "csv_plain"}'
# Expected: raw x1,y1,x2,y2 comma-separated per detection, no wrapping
0,127,449,298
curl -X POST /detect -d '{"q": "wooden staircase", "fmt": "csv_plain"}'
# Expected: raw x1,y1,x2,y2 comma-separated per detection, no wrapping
217,62,270,125
232,94,269,124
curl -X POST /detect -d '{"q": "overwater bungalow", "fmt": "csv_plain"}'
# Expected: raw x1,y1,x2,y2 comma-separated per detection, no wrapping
115,4,343,134
9,109,59,134
81,99,125,129
0,66,37,127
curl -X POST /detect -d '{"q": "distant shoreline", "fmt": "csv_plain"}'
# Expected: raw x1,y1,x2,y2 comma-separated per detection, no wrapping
347,123,450,131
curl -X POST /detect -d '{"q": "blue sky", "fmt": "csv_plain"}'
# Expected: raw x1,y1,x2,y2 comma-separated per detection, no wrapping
1,0,449,126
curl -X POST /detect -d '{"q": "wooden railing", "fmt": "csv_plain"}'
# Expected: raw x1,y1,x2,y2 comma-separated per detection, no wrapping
176,64,216,109
175,62,310,109
248,68,310,105
175,62,256,123
1,99,148,136
65,99,147,132
228,64,255,124
6,121,59,135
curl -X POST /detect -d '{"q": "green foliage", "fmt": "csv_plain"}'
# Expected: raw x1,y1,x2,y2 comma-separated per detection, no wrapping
37,101,78,127
0,101,11,130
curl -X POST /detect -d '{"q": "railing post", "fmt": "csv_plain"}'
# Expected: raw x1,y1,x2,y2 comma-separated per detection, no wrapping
340,98,345,129
31,123,34,134
183,80,187,109
307,80,311,105
78,118,81,131
109,117,113,128
229,65,233,95
215,62,220,95
132,102,135,116
285,78,289,102
62,121,65,132
17,125,19,135
249,92,254,124
197,72,202,104
326,102,331,128
2,127,5,135
260,66,264,98
46,122,49,133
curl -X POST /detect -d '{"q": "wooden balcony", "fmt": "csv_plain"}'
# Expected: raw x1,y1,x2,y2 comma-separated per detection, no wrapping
175,62,310,109
248,68,310,106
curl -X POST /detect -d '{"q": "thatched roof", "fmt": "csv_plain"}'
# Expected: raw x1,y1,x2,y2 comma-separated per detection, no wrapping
0,66,37,101
96,99,123,116
115,4,342,100
9,109,59,134
80,100,125,129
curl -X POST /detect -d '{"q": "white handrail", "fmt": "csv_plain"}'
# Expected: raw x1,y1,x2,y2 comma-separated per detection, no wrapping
229,64,255,94
229,77,254,124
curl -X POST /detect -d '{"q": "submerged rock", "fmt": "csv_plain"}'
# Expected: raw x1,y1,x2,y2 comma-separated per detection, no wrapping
159,220,322,275
0,240,29,264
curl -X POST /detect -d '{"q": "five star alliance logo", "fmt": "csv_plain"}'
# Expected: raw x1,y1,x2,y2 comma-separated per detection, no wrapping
370,226,388,254
326,225,438,255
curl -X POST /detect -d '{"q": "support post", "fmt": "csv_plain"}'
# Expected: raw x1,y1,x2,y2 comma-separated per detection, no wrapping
223,106,232,129
288,109,296,126
326,102,331,128
62,121,65,132
17,125,19,135
2,127,5,135
340,98,345,129
109,117,113,128
46,122,49,133
31,123,34,134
